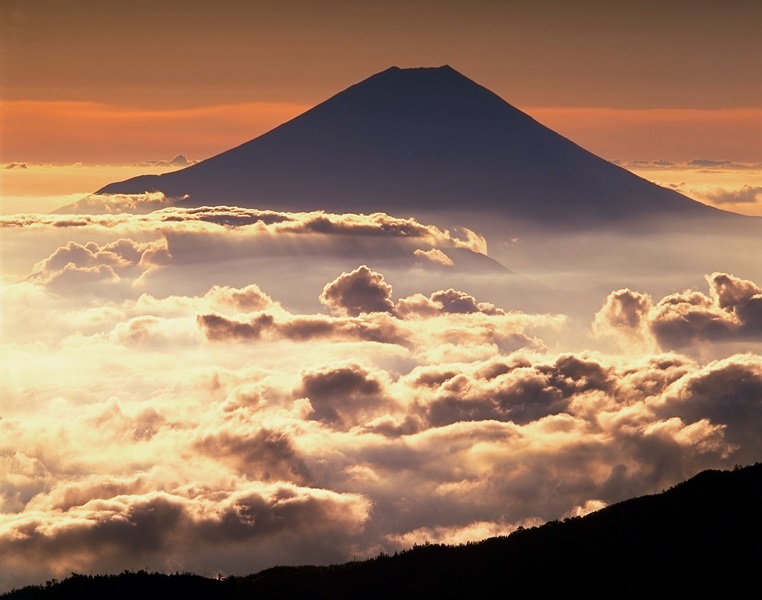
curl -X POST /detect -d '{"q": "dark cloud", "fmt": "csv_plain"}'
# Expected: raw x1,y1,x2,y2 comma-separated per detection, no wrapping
394,289,505,318
595,272,762,350
194,427,311,483
652,272,762,347
687,159,742,169
656,355,762,463
197,312,276,341
277,314,407,345
429,289,505,316
296,364,389,428
197,310,408,346
0,484,368,585
417,353,614,427
320,266,396,317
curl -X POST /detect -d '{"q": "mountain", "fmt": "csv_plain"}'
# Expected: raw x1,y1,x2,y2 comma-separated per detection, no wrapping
6,463,761,598
76,66,731,227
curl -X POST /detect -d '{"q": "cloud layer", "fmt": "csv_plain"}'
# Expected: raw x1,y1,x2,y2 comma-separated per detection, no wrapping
2,206,762,593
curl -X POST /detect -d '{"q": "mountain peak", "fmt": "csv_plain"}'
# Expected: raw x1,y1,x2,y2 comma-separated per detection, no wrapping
85,65,726,226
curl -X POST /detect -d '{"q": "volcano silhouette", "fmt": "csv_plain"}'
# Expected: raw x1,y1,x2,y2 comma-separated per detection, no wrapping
89,65,727,226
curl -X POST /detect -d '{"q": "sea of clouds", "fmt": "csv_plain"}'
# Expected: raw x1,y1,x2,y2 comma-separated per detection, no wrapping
2,201,762,591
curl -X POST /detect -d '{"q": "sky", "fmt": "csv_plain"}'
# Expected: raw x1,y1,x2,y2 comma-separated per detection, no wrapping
2,0,762,593
1,0,762,213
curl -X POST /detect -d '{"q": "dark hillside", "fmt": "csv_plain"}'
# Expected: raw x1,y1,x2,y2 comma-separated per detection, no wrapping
5,463,761,598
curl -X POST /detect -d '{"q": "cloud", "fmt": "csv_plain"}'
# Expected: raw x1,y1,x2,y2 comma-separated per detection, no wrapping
4,205,762,593
595,272,762,352
427,289,505,316
697,185,762,205
413,247,454,266
197,311,408,347
2,271,760,592
593,288,656,353
0,483,369,585
4,162,29,169
1,209,490,284
56,192,181,215
296,363,391,428
652,272,762,347
320,266,396,317
686,159,751,169
319,266,507,320
28,238,171,293
2,207,485,256
196,267,557,354
611,159,762,217
616,159,762,171
136,154,197,168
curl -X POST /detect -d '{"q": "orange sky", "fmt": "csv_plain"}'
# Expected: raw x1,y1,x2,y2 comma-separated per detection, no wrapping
1,0,761,167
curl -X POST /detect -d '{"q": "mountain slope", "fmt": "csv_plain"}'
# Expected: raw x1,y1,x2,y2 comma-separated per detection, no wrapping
6,463,761,598
83,66,728,226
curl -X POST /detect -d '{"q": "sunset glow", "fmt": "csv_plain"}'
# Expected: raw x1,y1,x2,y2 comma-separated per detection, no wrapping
1,0,761,595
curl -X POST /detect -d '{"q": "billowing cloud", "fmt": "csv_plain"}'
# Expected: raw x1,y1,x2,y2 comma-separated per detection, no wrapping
2,264,759,593
0,482,369,585
197,267,557,354
426,289,504,316
593,288,656,353
595,272,762,352
320,266,396,317
28,238,171,293
296,363,392,428
3,203,762,594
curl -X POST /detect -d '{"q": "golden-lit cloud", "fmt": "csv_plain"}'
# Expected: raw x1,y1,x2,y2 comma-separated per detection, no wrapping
615,159,762,216
2,204,762,593
595,272,762,357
